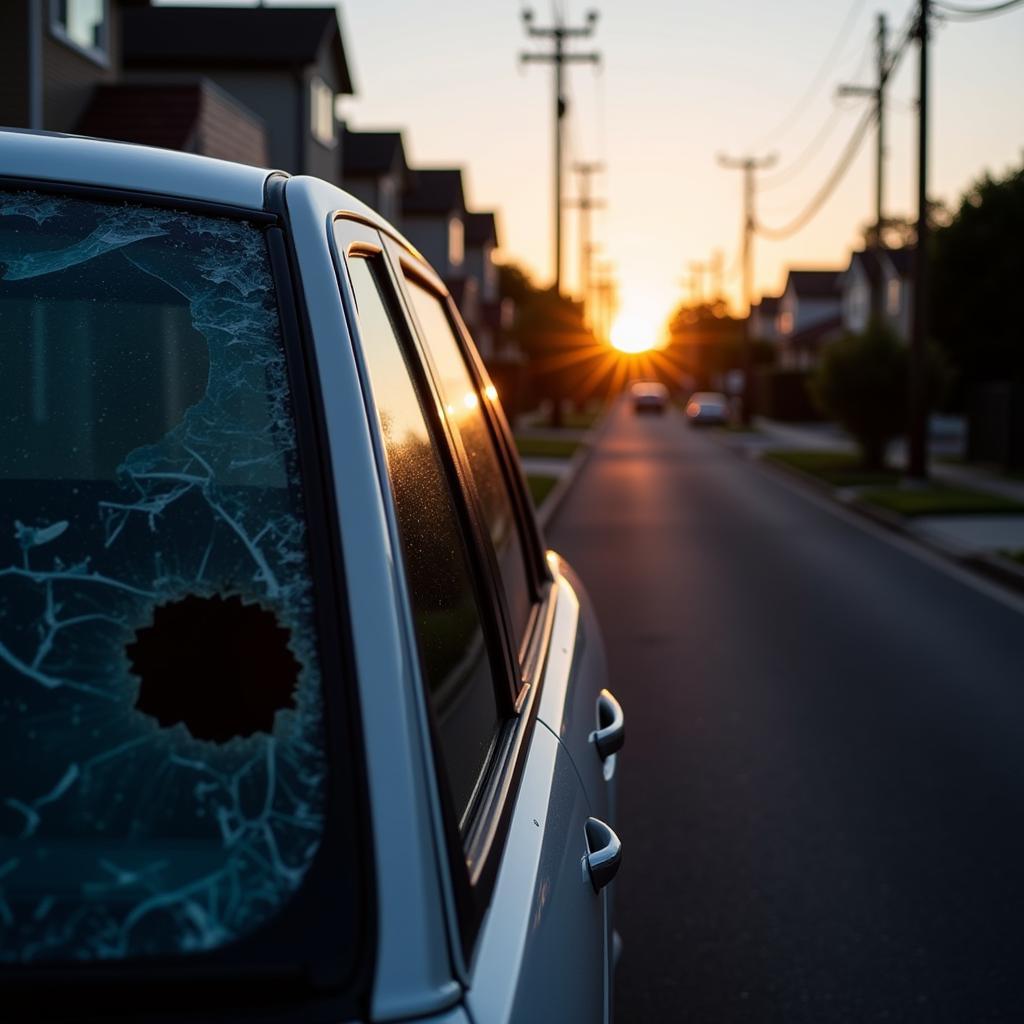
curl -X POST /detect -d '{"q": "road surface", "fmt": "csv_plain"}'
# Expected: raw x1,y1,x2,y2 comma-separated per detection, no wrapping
548,401,1024,1023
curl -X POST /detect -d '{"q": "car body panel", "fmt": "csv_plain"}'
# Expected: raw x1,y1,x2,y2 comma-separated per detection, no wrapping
0,127,272,211
467,720,607,1024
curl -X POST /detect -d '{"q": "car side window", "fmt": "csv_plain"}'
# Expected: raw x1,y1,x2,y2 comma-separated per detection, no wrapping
404,279,534,657
0,189,349,964
344,252,503,827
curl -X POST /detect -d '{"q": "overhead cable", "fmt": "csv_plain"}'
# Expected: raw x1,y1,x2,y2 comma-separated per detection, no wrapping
751,0,867,149
754,106,876,240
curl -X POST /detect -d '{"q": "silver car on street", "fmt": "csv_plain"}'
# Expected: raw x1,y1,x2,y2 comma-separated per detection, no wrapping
0,129,623,1023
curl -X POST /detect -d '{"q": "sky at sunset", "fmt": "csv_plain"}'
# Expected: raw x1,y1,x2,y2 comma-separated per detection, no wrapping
163,0,1024,340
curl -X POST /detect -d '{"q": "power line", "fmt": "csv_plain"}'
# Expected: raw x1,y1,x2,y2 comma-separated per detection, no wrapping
751,0,868,150
758,102,856,191
934,0,1024,16
754,106,876,240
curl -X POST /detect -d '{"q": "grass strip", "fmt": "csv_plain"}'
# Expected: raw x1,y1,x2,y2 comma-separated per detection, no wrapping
526,474,559,508
858,485,1024,518
515,436,582,459
764,449,900,487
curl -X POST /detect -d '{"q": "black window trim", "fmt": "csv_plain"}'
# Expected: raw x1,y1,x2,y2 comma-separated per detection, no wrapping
0,177,376,1021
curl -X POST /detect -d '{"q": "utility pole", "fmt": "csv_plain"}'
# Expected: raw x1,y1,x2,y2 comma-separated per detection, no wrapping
566,161,605,323
709,250,724,303
839,13,889,252
717,153,777,423
521,9,601,296
688,261,707,306
908,0,930,479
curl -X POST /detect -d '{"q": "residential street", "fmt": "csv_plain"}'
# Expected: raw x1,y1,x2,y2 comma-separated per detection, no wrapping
548,401,1024,1023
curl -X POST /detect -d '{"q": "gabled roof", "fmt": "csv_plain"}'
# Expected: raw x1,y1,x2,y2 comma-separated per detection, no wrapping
123,7,354,94
753,295,780,315
465,211,498,248
784,269,842,299
882,247,914,277
846,249,884,288
403,168,465,216
342,129,407,177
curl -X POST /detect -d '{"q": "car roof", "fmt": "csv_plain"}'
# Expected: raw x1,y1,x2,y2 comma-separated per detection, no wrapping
0,129,407,248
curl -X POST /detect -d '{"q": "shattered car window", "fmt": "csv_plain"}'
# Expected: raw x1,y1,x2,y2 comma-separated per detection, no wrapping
0,191,327,962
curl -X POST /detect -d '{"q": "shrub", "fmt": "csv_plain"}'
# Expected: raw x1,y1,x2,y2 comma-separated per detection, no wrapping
811,321,907,470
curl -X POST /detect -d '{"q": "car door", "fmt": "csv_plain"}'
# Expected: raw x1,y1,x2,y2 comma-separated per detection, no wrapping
330,214,615,1021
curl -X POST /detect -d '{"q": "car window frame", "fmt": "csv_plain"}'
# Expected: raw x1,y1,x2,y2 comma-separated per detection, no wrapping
0,176,376,1019
396,256,553,668
330,215,559,960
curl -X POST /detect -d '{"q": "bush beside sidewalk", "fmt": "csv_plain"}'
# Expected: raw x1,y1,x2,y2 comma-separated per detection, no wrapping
727,418,1024,594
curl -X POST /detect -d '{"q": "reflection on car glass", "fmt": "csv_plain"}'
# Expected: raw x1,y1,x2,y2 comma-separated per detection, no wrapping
0,191,327,963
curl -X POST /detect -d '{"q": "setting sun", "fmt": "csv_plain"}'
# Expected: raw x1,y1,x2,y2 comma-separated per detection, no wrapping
610,308,662,355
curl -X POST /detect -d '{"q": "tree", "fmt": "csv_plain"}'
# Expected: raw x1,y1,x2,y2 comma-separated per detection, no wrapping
812,322,908,470
499,263,603,424
930,163,1024,403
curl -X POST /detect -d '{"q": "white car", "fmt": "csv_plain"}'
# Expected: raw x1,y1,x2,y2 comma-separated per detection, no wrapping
629,380,669,414
685,391,730,426
0,129,623,1023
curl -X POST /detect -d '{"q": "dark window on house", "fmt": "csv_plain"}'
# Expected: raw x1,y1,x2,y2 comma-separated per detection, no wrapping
405,280,534,657
0,191,357,965
344,253,502,827
51,0,109,60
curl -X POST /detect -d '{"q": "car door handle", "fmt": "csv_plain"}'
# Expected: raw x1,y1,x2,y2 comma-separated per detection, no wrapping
592,688,624,760
585,817,622,892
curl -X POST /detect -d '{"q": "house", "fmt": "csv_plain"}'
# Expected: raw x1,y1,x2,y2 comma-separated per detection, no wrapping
840,247,915,340
0,0,150,133
777,269,843,369
749,295,782,344
340,128,409,227
77,80,267,166
401,168,467,280
464,211,505,361
122,5,354,182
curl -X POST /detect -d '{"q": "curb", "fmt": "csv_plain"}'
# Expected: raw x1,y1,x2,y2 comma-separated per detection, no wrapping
754,454,1024,599
535,401,619,533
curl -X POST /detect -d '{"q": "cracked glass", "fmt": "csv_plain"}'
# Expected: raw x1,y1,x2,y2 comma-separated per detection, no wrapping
0,190,328,962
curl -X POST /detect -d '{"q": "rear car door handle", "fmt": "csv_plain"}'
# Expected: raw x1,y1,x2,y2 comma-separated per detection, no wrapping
585,817,622,892
592,688,624,760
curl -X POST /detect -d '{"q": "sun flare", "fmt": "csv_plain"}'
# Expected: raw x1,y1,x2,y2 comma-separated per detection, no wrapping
610,308,661,355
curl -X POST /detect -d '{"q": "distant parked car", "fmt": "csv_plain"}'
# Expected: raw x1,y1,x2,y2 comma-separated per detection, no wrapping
685,391,730,426
0,128,623,1023
630,380,669,414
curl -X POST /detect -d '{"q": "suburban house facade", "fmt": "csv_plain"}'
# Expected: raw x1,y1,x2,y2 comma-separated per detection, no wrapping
401,168,467,280
840,247,914,341
749,295,782,344
777,269,843,369
464,211,506,361
0,0,150,133
341,127,409,226
121,5,354,182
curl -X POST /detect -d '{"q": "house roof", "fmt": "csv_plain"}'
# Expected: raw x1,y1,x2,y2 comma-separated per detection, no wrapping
784,269,842,298
753,295,780,316
122,7,354,94
342,129,407,177
846,249,884,288
403,168,465,216
465,211,498,248
883,247,914,277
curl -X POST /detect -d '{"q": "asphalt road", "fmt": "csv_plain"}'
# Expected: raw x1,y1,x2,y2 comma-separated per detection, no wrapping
548,401,1024,1023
